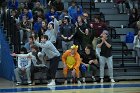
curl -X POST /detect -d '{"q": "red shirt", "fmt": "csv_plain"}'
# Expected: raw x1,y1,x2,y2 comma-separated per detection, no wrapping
90,21,107,37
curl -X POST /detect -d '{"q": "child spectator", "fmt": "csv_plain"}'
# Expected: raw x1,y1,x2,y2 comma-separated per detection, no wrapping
11,47,32,86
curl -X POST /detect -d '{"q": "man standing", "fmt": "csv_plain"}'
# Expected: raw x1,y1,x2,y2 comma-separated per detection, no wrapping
34,35,60,86
97,30,115,83
60,16,75,52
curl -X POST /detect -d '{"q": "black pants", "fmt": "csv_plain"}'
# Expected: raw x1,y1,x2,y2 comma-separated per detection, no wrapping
80,64,98,77
31,66,49,82
49,56,60,79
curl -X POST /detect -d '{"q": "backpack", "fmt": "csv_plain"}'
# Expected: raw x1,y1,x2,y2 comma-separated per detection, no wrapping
125,32,134,43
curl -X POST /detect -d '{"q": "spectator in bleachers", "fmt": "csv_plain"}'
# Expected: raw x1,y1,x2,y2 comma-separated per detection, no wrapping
59,9,71,21
9,9,20,53
62,45,81,85
76,5,83,17
33,35,60,86
26,0,34,10
44,17,59,46
30,45,48,85
81,28,93,50
97,30,115,83
19,15,32,44
52,0,64,16
90,16,107,50
127,0,139,9
33,8,45,23
11,47,32,86
74,15,89,51
33,15,43,37
115,0,127,14
8,0,18,9
24,36,35,53
32,1,44,16
82,12,90,28
18,3,25,15
40,20,47,35
128,8,139,28
133,30,140,62
80,44,98,83
47,0,53,8
60,16,75,52
45,6,58,23
68,0,79,24
19,6,33,23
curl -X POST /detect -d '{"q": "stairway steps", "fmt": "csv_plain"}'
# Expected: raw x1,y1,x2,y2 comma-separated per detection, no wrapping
115,28,135,35
95,3,115,9
105,14,129,21
100,8,118,14
109,20,129,28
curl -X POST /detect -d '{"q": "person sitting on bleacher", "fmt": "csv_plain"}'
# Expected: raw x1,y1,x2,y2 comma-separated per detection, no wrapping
24,36,35,53
79,44,98,83
11,47,32,86
30,45,48,85
62,45,81,85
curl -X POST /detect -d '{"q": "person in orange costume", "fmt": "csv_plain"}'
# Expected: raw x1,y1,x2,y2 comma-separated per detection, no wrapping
62,45,81,85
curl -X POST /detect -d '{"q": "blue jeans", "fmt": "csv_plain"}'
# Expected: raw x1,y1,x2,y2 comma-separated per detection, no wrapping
99,56,114,79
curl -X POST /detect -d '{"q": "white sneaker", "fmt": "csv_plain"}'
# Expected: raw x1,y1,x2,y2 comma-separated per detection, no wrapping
78,80,81,85
95,0,98,2
100,79,104,83
111,79,115,83
82,78,86,83
47,80,56,86
92,76,96,82
64,80,67,85
16,82,21,86
70,79,73,83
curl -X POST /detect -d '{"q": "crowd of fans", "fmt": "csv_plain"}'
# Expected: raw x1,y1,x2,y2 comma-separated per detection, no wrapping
0,0,140,86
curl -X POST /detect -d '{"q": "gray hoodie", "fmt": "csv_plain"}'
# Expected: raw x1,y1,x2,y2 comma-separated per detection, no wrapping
34,40,60,59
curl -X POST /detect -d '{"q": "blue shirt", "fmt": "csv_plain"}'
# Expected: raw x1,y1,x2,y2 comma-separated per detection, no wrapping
8,0,18,9
45,11,58,22
19,11,33,21
33,22,42,34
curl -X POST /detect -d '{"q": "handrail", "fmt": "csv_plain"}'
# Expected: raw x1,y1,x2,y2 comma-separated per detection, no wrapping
89,0,92,21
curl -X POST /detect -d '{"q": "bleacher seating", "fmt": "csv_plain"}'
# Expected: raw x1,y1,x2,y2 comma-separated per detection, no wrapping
100,8,118,15
1,0,140,83
109,21,129,28
105,14,129,21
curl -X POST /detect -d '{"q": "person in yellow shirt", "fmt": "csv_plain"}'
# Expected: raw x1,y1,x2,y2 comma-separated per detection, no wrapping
62,45,81,85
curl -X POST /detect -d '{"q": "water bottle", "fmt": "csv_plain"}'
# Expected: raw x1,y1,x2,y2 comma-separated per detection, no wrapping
88,65,90,72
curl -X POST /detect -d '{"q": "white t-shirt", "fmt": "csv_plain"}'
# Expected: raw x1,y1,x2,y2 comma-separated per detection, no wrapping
16,54,31,69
